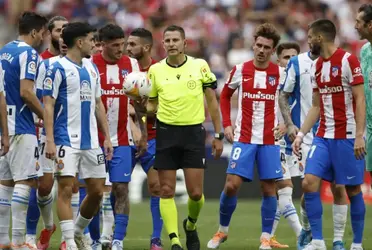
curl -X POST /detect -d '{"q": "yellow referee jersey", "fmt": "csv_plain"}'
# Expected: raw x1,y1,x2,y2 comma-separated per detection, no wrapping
148,56,217,126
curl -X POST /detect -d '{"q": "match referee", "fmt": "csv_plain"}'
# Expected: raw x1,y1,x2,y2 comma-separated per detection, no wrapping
147,25,224,250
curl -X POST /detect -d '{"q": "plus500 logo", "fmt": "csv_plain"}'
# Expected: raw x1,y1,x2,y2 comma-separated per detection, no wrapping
243,91,275,100
101,88,126,96
319,86,343,94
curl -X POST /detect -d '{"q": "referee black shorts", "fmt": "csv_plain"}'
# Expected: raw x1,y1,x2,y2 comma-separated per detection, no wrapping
154,119,206,170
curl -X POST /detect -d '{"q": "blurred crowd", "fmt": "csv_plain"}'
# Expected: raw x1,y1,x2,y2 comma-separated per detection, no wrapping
0,0,369,143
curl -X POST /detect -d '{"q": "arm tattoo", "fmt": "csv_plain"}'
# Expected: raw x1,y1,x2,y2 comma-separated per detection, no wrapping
278,91,294,126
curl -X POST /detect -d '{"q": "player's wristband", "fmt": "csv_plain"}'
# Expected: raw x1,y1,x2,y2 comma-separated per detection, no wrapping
296,131,305,139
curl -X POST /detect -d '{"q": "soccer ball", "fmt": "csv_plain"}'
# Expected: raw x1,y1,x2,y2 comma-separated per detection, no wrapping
122,71,152,100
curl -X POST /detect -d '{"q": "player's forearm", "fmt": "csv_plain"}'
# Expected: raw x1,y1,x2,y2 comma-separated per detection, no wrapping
299,107,320,135
355,95,366,138
21,90,44,119
205,88,222,133
0,94,9,137
44,103,55,143
133,101,147,139
147,99,158,114
95,101,110,139
278,91,294,126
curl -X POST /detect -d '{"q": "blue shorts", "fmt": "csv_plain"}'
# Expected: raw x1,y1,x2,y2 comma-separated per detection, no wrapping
227,142,282,181
131,139,156,173
107,146,136,183
305,137,365,185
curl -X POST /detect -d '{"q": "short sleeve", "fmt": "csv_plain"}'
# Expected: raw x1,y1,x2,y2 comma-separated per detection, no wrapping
345,54,364,86
0,62,4,93
225,64,242,89
130,58,140,72
19,48,39,81
148,66,158,99
42,65,63,99
280,57,297,93
35,61,47,100
200,59,217,89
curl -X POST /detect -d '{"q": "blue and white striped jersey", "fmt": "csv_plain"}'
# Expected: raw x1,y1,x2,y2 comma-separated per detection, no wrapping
0,40,40,135
42,56,102,150
0,62,3,93
280,52,318,154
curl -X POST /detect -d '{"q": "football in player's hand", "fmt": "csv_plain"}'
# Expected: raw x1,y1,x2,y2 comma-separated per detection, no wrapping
122,71,152,100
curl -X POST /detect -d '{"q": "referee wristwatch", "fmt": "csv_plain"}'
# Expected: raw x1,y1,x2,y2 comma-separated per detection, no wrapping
214,132,224,140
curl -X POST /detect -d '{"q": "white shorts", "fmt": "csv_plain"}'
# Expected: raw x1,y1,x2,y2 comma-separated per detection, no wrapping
39,135,55,174
54,145,106,180
105,171,111,186
0,134,41,182
278,143,311,181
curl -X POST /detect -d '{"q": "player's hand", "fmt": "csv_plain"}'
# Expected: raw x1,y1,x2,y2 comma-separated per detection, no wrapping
224,126,234,144
34,119,44,128
135,135,147,158
273,123,287,140
292,135,303,156
287,124,299,142
212,138,223,159
104,139,113,161
354,136,366,160
45,140,56,160
0,135,9,156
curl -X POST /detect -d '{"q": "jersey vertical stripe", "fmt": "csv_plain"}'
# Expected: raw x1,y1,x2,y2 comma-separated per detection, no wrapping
312,48,363,139
0,40,40,135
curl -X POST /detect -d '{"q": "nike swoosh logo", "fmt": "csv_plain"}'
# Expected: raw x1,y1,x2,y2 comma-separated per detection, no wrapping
347,176,355,180
243,78,252,82
124,173,130,176
276,170,281,173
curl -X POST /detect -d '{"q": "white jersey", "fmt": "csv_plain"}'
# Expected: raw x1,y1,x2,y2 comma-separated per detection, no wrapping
35,55,61,99
280,52,317,153
0,62,3,93
42,57,102,150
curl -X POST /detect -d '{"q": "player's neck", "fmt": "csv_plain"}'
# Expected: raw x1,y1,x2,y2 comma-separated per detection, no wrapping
66,50,83,66
167,54,186,67
48,45,59,56
17,35,33,47
253,59,270,70
138,55,152,70
320,43,337,60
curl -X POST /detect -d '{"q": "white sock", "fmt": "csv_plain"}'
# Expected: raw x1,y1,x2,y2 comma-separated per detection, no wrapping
0,185,13,245
260,232,271,240
11,184,31,245
60,220,76,247
37,192,54,230
101,192,114,238
271,201,281,237
74,214,92,236
333,204,347,242
218,225,229,234
300,204,310,231
278,187,302,237
71,191,79,222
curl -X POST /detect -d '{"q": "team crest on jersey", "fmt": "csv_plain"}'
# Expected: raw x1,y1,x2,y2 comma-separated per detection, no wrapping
35,161,40,171
332,66,339,77
80,80,92,101
230,162,236,169
57,159,64,170
299,162,304,172
121,70,129,78
268,76,276,86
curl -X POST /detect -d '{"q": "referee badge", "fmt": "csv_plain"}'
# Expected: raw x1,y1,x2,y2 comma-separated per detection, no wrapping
187,80,196,90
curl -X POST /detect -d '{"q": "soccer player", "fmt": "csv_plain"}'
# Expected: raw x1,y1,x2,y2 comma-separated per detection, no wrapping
279,38,350,250
207,23,284,250
269,42,301,249
293,19,366,250
25,16,68,250
0,11,47,249
355,4,372,181
92,23,142,250
43,22,113,249
146,25,223,250
0,63,9,157
126,28,163,250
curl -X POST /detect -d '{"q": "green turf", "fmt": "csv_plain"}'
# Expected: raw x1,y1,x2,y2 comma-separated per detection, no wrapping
41,200,372,250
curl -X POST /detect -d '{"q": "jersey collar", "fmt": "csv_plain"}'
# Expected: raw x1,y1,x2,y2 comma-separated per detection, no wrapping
166,55,188,68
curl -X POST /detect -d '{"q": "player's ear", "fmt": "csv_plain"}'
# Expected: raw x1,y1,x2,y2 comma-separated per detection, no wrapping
183,39,187,49
31,29,36,38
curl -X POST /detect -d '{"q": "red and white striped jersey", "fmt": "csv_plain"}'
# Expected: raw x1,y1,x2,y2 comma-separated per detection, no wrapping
93,53,140,147
220,60,286,145
312,48,364,139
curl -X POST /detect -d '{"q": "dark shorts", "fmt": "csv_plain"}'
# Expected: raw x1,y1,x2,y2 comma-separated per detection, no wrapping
154,120,206,170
